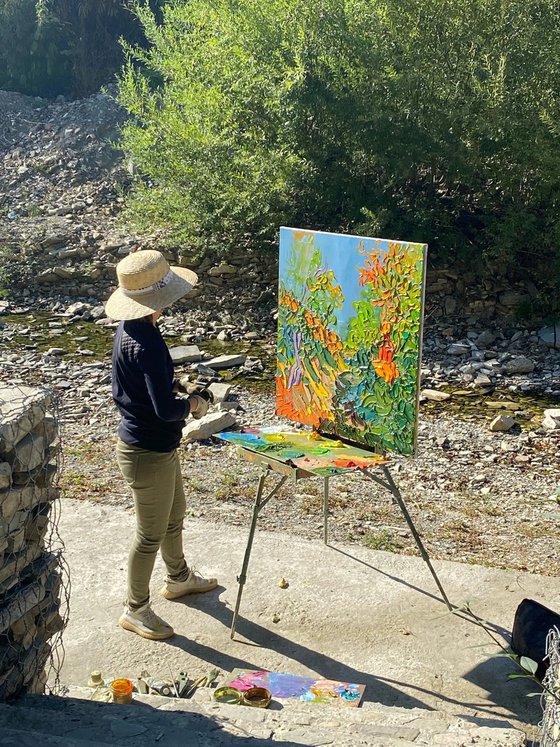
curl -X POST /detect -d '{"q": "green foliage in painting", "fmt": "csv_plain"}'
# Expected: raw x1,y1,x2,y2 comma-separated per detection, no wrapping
276,230,425,456
340,242,425,454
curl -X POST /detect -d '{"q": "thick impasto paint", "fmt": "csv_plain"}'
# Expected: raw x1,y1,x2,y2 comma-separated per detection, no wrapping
223,668,365,707
276,227,426,455
217,426,389,477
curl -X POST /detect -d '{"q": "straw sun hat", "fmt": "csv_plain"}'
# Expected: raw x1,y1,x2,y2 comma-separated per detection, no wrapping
105,250,198,321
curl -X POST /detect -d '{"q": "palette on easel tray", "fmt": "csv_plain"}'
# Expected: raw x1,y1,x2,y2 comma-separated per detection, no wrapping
222,668,365,707
216,427,390,476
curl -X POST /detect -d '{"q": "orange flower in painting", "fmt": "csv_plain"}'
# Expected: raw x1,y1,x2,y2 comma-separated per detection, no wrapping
373,341,399,384
359,252,386,287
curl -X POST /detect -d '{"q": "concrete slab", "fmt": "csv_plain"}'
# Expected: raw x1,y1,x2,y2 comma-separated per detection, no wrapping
56,498,552,733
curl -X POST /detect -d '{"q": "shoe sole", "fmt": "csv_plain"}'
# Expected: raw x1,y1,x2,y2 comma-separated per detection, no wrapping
160,580,218,600
118,616,174,641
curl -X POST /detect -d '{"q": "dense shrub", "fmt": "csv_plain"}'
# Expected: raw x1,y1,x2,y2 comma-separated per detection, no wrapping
118,0,560,296
0,0,165,98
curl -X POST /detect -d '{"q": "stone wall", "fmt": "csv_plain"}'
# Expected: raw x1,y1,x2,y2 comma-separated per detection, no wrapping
0,385,65,700
426,267,536,321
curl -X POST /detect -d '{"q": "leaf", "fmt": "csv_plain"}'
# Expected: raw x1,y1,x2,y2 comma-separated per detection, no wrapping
519,656,539,675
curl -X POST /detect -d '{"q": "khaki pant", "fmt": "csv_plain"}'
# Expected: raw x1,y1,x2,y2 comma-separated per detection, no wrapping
116,439,189,610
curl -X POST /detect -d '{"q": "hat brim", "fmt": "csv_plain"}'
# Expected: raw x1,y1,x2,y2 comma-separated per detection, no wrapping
105,267,198,321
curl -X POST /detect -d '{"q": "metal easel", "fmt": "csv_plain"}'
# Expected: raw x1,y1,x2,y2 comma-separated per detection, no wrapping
230,447,452,639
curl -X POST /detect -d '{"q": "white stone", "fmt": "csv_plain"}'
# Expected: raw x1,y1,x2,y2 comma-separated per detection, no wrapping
207,263,238,277
205,354,246,369
183,411,237,441
420,389,451,402
169,345,202,364
542,409,560,431
489,415,515,433
208,382,233,404
474,374,493,388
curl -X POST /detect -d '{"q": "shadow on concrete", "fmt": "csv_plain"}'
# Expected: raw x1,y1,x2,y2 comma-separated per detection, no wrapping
161,590,533,729
6,694,308,746
328,545,449,607
330,545,514,643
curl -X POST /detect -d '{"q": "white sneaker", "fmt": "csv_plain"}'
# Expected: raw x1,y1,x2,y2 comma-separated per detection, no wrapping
118,603,174,640
160,568,218,600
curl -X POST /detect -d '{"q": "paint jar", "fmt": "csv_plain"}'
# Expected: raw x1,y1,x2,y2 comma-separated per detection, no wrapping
110,678,134,704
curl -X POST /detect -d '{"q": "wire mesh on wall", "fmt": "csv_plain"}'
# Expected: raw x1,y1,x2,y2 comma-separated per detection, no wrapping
540,627,560,747
0,384,70,700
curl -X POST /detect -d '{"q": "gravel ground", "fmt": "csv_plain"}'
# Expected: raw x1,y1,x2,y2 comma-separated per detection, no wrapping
56,385,560,578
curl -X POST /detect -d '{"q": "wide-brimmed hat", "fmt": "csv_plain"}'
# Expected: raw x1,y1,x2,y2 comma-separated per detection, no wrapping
105,250,198,320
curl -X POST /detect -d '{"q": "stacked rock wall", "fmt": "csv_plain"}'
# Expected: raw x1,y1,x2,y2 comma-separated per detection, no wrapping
0,385,66,700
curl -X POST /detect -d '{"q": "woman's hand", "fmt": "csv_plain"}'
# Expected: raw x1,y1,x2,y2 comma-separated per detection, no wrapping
188,393,209,419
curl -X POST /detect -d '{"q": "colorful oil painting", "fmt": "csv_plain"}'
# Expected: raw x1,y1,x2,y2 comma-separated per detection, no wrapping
276,227,426,456
217,426,390,477
222,668,365,708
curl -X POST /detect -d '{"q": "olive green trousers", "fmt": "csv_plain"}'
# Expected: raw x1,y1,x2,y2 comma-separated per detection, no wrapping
116,439,190,610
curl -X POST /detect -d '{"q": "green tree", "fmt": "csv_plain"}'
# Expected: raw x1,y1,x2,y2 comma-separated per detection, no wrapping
0,0,165,97
119,0,560,295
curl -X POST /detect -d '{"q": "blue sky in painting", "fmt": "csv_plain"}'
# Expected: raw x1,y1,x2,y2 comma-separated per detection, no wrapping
279,226,391,335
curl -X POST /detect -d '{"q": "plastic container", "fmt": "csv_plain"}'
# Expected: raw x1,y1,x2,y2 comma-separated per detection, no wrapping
110,678,134,704
87,671,105,689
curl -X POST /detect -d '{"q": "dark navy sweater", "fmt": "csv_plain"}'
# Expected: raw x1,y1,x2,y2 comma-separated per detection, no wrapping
111,319,190,452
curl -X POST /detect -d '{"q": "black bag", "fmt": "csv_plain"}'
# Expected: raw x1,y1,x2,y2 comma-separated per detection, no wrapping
511,598,560,680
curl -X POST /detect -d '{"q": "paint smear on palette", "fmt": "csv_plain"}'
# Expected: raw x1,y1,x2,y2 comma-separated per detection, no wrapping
222,669,365,707
217,427,390,476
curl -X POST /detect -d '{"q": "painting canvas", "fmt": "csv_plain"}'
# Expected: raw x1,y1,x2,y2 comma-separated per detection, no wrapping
222,668,365,708
276,227,427,456
217,426,390,477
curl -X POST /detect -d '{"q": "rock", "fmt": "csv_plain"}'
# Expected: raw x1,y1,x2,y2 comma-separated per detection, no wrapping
64,302,89,316
503,356,535,374
420,389,451,402
183,411,237,440
498,290,530,307
207,382,233,404
0,462,12,489
207,263,238,277
539,325,560,349
489,415,515,433
446,343,470,356
205,354,246,369
218,400,240,412
475,330,496,348
542,409,560,431
474,374,493,388
169,345,203,364
216,330,229,342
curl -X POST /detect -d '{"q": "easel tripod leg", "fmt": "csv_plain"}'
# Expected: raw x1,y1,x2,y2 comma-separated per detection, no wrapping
230,470,267,638
323,476,329,545
382,467,453,610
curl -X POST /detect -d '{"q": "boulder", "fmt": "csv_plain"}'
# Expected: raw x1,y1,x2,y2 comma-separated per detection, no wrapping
446,343,470,356
420,389,451,402
207,382,233,404
538,325,560,349
503,356,535,375
542,409,560,431
183,411,237,441
489,415,515,433
169,345,202,364
205,354,246,369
